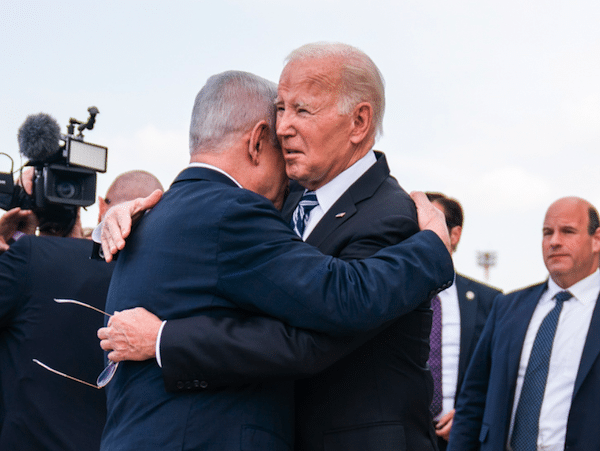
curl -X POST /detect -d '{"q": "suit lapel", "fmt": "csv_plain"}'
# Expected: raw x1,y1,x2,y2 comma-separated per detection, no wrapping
456,275,478,387
573,291,600,397
305,152,391,248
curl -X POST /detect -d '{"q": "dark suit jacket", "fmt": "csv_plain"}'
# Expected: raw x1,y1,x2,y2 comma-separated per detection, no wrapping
159,153,454,451
436,274,500,451
448,281,600,451
102,165,454,451
0,236,114,451
454,274,501,404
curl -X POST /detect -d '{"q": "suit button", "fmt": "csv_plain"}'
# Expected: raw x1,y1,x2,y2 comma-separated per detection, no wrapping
200,381,208,389
177,381,184,389
185,381,192,390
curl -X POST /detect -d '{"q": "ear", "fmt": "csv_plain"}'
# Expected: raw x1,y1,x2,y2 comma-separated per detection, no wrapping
248,120,270,165
449,225,462,253
349,102,373,145
592,226,600,254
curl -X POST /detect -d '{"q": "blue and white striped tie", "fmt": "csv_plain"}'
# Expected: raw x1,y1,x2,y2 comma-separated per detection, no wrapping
291,191,319,237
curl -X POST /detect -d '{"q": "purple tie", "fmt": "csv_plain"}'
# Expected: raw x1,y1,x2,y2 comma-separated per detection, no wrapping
429,295,443,417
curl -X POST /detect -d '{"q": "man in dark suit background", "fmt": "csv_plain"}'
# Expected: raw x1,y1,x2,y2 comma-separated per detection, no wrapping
98,69,453,451
448,196,600,451
99,43,451,451
0,169,162,450
425,192,501,450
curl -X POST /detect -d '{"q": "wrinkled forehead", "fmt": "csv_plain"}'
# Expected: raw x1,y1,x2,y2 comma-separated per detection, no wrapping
277,58,343,101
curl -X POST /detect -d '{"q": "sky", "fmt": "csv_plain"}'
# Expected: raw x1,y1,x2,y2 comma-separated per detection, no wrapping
1,0,599,291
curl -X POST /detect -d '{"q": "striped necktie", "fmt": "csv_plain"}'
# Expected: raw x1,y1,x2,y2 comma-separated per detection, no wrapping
291,191,318,238
510,290,573,451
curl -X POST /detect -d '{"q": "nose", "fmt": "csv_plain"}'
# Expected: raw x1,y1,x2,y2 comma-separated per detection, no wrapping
276,109,295,138
549,231,561,248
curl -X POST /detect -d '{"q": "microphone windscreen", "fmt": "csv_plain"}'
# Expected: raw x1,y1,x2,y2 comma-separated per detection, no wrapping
18,113,61,162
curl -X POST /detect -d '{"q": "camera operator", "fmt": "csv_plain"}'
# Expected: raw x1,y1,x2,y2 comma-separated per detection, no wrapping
0,167,163,450
0,168,38,253
0,165,112,450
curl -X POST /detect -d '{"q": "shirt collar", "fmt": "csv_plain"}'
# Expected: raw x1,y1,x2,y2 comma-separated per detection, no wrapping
546,268,600,306
313,150,377,214
188,162,242,188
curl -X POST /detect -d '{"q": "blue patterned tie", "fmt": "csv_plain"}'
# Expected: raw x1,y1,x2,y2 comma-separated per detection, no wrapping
291,191,319,237
510,290,572,451
428,295,443,417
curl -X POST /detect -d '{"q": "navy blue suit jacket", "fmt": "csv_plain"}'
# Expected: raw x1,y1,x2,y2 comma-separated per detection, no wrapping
0,236,113,451
448,281,600,451
159,153,454,451
101,165,454,451
454,274,501,402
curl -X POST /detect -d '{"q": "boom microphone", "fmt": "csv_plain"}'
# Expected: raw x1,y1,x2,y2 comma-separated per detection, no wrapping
17,113,62,162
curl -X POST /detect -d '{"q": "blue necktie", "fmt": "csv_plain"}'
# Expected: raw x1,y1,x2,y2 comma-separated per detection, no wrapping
510,290,573,451
291,191,318,238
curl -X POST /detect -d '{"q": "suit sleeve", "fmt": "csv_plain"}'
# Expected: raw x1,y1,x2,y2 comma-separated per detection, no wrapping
161,207,438,390
215,197,451,335
161,315,391,391
448,293,501,451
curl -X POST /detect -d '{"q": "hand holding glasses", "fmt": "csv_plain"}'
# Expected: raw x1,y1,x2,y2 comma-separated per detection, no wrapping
33,298,119,389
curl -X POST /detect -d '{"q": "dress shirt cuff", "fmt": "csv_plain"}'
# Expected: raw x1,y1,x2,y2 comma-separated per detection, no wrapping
156,320,167,367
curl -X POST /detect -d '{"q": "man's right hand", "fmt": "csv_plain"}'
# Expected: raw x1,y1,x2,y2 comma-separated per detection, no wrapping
100,189,163,262
98,307,162,362
410,191,452,253
0,207,37,254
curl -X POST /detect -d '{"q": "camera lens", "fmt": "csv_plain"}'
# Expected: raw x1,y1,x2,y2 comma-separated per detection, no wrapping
55,181,79,199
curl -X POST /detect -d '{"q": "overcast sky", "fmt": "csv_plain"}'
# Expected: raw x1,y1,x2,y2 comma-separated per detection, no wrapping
1,0,599,291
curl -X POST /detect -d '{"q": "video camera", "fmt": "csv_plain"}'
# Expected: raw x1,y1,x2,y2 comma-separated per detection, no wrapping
0,107,108,211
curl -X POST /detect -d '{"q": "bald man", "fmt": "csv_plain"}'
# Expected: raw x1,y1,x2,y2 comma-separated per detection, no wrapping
98,170,163,223
449,197,600,451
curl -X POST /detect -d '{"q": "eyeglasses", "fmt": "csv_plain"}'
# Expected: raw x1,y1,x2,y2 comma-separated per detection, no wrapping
33,298,119,389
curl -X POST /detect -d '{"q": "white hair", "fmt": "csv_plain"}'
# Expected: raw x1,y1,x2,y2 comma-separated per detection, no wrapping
189,71,278,154
285,42,385,140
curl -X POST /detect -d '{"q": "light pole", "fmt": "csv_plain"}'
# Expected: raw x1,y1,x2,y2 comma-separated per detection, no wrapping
477,251,497,282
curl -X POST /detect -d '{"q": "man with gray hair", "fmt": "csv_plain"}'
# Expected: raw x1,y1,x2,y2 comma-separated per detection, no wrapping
98,69,453,450
100,43,446,451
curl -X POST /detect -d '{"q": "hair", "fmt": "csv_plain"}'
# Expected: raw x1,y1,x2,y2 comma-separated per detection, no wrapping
426,192,464,230
189,71,278,154
33,204,79,237
285,42,385,141
588,206,600,235
105,170,163,206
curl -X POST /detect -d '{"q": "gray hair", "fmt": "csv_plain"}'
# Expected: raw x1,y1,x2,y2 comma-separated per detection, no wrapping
189,71,278,154
285,42,385,141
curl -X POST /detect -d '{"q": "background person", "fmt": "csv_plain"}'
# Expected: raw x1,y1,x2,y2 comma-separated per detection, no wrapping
425,192,501,450
0,168,161,450
448,196,600,451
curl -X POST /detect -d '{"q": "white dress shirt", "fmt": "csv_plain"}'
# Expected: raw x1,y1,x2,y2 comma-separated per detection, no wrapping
508,269,600,451
435,277,461,421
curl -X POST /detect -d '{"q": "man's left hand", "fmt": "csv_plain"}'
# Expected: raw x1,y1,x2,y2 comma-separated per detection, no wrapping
98,307,162,362
435,409,454,441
